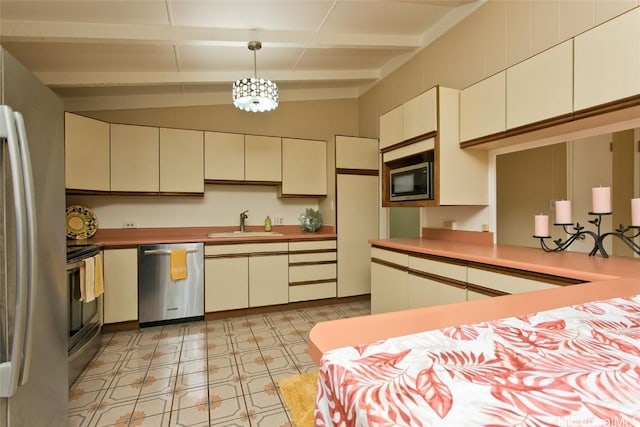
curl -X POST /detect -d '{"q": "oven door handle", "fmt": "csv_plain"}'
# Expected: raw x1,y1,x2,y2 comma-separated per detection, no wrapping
144,249,198,255
14,111,37,386
0,106,29,397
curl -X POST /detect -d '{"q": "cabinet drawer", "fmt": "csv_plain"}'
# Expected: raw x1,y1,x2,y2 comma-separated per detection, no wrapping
467,267,558,295
371,247,408,267
289,263,336,283
205,242,288,256
289,252,336,263
409,255,466,282
289,240,336,251
407,274,466,309
289,282,336,302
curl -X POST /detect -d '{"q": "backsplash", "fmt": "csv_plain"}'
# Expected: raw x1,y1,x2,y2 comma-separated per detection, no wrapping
66,184,319,229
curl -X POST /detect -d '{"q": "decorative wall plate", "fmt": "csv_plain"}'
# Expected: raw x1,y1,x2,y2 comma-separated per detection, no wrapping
65,205,98,239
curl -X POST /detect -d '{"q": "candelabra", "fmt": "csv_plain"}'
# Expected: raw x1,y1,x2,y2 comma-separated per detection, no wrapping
534,212,608,257
533,188,640,258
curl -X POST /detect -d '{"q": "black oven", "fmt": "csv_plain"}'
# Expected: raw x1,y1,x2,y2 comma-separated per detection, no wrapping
67,244,102,385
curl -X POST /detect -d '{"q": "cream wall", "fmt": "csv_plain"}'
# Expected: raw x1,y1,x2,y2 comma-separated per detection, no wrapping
359,0,639,233
76,98,360,227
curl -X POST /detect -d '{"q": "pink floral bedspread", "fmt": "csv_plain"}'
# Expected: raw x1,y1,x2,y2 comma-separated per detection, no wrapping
315,295,640,427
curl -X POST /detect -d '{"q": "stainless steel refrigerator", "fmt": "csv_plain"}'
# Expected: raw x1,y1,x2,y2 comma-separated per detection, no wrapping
0,47,67,426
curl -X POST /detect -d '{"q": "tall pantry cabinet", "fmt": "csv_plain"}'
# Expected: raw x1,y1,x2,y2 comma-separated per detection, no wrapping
336,136,379,297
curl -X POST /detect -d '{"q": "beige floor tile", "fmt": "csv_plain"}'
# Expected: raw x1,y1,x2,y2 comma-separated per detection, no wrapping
88,400,136,427
139,375,176,398
244,390,285,415
180,347,207,362
150,351,181,367
176,370,208,389
238,371,277,397
101,383,142,405
208,395,247,425
109,369,147,389
169,405,210,427
146,364,179,382
133,392,174,418
68,388,107,412
172,385,209,410
206,336,234,356
129,411,171,427
250,408,293,427
177,358,207,376
70,377,113,395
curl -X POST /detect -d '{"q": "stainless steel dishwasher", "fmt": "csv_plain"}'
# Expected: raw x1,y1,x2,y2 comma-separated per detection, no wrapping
138,242,204,326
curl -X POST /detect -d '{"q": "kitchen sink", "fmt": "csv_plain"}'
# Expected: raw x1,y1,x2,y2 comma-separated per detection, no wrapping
207,231,284,238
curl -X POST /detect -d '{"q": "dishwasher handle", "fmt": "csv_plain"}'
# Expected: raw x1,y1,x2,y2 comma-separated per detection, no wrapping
143,249,199,256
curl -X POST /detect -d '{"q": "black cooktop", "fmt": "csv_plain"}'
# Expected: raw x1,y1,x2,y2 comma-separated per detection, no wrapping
66,244,99,263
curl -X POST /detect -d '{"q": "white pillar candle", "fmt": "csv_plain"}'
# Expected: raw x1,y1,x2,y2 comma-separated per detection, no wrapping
555,200,572,224
632,198,640,226
534,214,549,237
591,187,611,213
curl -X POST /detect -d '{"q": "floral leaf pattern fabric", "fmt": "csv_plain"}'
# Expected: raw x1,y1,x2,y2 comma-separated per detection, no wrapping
315,294,640,426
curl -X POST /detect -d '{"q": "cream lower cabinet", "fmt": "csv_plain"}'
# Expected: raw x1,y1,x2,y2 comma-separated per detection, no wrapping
204,243,288,312
370,248,408,314
103,248,138,324
466,266,565,295
407,255,467,309
204,256,249,312
289,240,337,302
249,253,289,307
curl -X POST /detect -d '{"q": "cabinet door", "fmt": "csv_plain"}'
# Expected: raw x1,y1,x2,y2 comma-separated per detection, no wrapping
110,124,159,192
160,128,204,193
205,257,248,312
407,273,466,309
371,262,407,314
574,8,640,111
403,88,437,140
379,105,403,149
64,113,110,191
335,136,378,170
467,267,559,295
507,40,573,129
204,131,244,181
338,174,378,297
103,248,138,323
459,71,506,142
245,135,281,182
281,138,327,196
249,254,289,307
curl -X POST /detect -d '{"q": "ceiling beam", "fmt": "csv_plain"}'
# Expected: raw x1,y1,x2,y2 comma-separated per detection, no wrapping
0,20,421,50
37,69,381,87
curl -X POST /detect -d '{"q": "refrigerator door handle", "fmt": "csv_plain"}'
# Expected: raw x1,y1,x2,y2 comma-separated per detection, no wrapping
0,106,29,397
14,111,36,386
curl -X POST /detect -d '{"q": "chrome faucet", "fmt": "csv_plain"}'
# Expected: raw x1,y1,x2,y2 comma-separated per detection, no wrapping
240,210,249,232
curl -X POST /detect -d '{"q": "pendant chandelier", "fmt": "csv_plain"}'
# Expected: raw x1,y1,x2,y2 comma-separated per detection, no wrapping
232,41,279,112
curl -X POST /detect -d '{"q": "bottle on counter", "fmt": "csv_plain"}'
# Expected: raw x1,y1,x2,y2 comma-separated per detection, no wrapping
264,216,272,232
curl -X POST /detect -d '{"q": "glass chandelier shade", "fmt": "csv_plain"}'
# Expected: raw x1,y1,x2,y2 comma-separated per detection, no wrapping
232,41,279,112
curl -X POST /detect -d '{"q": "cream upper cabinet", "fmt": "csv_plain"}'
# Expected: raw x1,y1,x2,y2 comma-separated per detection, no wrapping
335,136,379,170
507,40,574,129
245,135,281,182
437,87,488,206
159,128,204,193
103,248,138,324
403,87,437,140
459,71,506,142
64,113,110,191
204,131,244,181
281,138,327,196
379,105,403,149
574,8,640,111
110,124,159,192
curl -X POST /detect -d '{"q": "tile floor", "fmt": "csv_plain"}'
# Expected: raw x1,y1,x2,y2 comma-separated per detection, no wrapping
68,299,370,427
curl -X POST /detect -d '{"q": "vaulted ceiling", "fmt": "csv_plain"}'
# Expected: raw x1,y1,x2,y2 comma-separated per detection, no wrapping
0,0,482,110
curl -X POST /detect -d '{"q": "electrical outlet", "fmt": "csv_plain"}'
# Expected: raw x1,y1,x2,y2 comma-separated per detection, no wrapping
273,216,284,225
482,223,490,232
123,220,138,229
443,220,457,230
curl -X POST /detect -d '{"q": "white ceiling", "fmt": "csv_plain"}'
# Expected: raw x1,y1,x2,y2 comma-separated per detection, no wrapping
0,0,483,110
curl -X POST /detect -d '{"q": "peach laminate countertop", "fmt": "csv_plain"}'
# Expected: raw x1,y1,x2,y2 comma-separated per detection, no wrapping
308,237,640,364
68,225,336,248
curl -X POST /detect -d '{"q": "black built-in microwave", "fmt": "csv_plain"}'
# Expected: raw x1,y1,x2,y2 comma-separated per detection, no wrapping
390,161,433,201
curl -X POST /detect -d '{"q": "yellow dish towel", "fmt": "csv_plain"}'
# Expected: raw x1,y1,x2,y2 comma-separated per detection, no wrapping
94,253,104,297
83,256,96,303
170,249,188,281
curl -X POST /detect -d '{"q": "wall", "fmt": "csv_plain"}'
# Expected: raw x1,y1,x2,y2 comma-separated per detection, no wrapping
67,184,317,229
74,98,360,227
358,0,639,233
